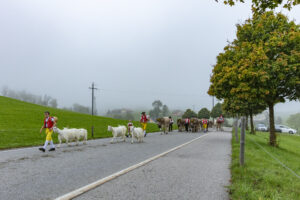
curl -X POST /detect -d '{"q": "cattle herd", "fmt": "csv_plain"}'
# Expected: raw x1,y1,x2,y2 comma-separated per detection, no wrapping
53,117,223,147
156,117,218,133
176,118,214,132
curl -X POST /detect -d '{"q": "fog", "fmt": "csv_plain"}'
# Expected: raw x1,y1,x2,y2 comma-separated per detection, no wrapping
0,0,299,114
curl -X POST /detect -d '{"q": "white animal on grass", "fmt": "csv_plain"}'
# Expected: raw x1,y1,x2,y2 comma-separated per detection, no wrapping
129,126,144,143
108,125,127,143
53,127,87,147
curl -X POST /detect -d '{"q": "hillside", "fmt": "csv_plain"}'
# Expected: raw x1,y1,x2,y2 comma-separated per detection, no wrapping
0,96,160,149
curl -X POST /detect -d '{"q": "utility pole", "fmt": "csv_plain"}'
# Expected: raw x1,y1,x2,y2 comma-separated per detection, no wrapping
89,82,98,138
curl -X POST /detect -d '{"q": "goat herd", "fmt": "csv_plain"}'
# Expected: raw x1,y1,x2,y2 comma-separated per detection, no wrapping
51,116,223,148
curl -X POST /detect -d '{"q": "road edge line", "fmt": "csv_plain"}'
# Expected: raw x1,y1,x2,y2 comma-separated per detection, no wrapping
55,134,209,200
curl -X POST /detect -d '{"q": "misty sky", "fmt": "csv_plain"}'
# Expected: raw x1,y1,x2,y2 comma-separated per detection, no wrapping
0,0,299,114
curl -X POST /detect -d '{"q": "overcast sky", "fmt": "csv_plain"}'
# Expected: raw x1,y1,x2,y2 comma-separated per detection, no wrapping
0,0,299,114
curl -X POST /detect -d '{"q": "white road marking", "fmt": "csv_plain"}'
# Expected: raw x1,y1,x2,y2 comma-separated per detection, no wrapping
54,134,209,200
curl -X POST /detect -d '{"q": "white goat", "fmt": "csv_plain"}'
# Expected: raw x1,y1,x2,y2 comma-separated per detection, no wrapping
53,127,87,147
108,125,127,143
129,126,144,143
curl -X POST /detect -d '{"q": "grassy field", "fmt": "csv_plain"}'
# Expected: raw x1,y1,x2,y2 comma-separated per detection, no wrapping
230,131,300,200
0,96,161,149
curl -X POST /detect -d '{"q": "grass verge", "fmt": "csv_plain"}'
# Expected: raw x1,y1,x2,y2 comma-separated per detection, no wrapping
229,131,300,200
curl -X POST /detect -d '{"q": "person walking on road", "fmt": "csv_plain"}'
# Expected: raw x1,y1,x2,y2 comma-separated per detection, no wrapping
185,117,190,132
169,116,174,132
39,111,56,152
140,112,148,137
202,118,208,133
217,114,225,131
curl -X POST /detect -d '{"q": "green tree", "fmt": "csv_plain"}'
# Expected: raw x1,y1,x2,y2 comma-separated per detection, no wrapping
211,103,224,118
222,97,266,134
198,108,211,119
149,100,163,119
182,109,197,118
152,100,163,108
235,12,299,146
216,0,299,12
209,12,300,146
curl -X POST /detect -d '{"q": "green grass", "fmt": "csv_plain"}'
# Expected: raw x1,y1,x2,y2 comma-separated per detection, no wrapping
230,131,300,200
0,96,161,149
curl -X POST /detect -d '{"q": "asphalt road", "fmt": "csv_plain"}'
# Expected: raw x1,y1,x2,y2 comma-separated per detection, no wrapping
75,131,232,200
0,129,231,200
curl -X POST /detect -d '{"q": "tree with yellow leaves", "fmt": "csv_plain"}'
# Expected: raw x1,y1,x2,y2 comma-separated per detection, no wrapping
209,11,299,146
216,0,299,12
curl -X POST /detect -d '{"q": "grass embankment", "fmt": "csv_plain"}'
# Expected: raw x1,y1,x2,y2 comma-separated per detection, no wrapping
230,131,300,199
0,96,161,149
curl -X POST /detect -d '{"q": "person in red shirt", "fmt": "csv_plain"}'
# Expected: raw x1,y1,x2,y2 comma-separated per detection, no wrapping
39,111,56,152
219,114,224,122
140,112,148,137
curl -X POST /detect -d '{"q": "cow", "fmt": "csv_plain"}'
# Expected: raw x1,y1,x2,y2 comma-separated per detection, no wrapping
177,119,185,132
190,118,201,132
156,117,171,134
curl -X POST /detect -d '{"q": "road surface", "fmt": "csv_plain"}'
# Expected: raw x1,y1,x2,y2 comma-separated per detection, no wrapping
0,129,231,200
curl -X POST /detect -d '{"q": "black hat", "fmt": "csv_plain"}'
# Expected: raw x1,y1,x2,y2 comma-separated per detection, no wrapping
141,112,146,114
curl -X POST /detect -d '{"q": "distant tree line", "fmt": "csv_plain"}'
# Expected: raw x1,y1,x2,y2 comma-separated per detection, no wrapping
1,86,96,115
105,100,177,121
181,103,231,126
62,103,95,115
182,103,224,119
1,86,58,108
287,113,300,131
106,109,134,120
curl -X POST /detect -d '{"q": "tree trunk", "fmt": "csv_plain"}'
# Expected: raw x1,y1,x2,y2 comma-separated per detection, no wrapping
250,110,255,134
240,116,246,166
234,117,239,142
245,115,249,131
268,103,277,146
